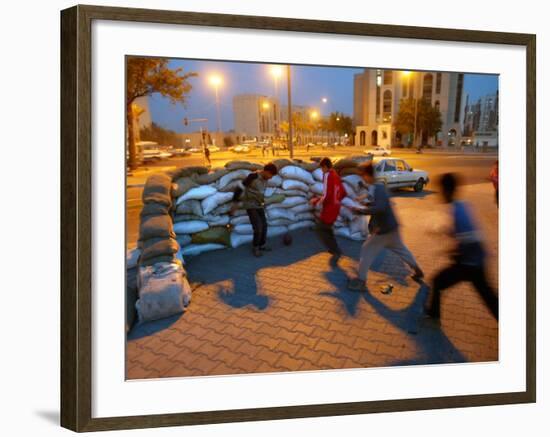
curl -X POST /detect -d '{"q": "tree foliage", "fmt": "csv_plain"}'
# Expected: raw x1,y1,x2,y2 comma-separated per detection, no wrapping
394,98,442,145
126,57,197,168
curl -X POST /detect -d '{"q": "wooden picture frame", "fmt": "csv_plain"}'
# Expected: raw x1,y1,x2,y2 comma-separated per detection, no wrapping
60,4,536,432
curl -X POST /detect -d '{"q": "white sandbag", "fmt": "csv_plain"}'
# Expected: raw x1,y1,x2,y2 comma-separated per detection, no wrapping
218,179,244,193
350,215,369,236
268,218,293,226
267,208,296,221
176,234,192,246
277,189,310,198
181,243,225,257
296,212,315,221
136,263,187,323
343,182,358,199
310,182,324,195
233,224,254,235
126,247,141,269
280,165,315,185
288,220,315,231
282,179,309,192
279,196,308,209
342,175,365,192
205,214,230,227
175,199,203,216
218,169,250,189
342,196,365,210
338,205,355,221
176,185,217,205
312,168,324,182
264,187,276,197
290,203,313,214
173,220,209,235
201,191,234,215
267,225,288,237
230,215,250,225
334,227,351,238
230,232,254,248
349,231,366,241
267,174,283,187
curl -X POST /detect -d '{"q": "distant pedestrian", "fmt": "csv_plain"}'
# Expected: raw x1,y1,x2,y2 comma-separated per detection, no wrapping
347,163,424,291
424,173,498,321
231,163,278,257
310,158,347,262
204,146,211,166
490,160,499,207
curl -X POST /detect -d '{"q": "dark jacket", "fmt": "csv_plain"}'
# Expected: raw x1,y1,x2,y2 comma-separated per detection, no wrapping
356,183,398,234
232,171,268,209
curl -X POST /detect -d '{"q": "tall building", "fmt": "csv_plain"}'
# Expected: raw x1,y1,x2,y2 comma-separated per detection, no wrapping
353,69,466,148
233,94,280,140
463,91,499,135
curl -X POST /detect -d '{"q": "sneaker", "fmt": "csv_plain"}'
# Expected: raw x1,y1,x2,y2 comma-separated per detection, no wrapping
260,246,272,252
252,247,263,257
347,278,367,292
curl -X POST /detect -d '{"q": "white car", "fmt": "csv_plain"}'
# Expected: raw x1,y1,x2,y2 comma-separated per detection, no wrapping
230,144,250,153
374,158,429,192
207,145,220,153
365,146,392,156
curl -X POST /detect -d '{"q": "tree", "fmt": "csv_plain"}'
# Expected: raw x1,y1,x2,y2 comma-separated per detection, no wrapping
126,57,197,169
394,98,442,146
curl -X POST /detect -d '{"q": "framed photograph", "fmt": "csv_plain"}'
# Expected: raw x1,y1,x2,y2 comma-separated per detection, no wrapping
60,4,536,432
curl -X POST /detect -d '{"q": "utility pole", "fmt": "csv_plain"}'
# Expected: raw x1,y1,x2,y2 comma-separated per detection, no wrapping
286,65,293,159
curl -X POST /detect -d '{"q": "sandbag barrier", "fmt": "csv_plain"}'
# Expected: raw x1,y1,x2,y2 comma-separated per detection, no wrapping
126,156,373,328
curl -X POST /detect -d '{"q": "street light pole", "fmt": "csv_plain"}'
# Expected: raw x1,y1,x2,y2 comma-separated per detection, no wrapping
214,85,221,133
286,65,294,159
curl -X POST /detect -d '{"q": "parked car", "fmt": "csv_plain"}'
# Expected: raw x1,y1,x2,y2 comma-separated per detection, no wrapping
207,145,220,153
230,144,250,153
365,146,392,156
374,158,429,192
187,147,202,153
170,148,192,157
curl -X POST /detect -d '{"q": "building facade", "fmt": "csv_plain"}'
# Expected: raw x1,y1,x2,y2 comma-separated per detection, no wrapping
233,94,280,140
463,91,499,147
353,69,466,148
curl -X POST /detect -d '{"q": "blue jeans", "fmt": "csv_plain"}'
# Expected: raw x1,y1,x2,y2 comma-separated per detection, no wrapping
246,208,267,248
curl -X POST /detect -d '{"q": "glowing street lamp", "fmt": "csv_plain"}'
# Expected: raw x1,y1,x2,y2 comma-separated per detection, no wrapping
321,97,328,104
208,74,223,132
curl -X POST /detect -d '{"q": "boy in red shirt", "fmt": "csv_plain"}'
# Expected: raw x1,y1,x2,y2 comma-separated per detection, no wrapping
311,158,347,262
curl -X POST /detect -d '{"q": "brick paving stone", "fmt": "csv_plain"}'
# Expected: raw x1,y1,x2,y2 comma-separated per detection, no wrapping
127,183,499,379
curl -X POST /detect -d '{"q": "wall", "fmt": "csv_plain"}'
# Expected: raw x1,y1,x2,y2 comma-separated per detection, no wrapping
0,1,547,436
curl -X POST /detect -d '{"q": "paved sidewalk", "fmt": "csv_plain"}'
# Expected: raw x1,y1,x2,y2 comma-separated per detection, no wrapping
127,183,498,379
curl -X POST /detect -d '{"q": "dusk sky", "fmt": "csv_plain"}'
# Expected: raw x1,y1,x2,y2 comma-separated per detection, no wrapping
147,59,498,133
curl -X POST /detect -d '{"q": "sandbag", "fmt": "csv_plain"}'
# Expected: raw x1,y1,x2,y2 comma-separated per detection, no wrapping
280,165,315,185
140,237,179,263
334,158,358,172
173,220,209,235
181,243,225,257
233,223,254,235
267,174,283,187
175,199,203,216
288,220,315,231
136,262,188,323
312,168,324,182
126,247,141,269
176,234,192,247
176,185,217,205
140,201,171,218
201,191,234,215
172,176,199,198
171,166,209,180
230,215,250,225
264,194,285,206
282,179,309,192
218,169,250,189
268,218,294,226
225,161,263,171
218,179,243,193
205,214,230,227
342,175,365,192
139,214,175,242
194,168,229,185
267,225,288,237
339,167,362,176
272,158,293,170
298,162,319,172
279,196,308,209
296,212,315,221
280,189,311,199
289,203,313,214
338,205,354,221
267,208,295,221
174,213,202,223
310,182,324,195
350,215,369,237
343,182,358,199
139,254,176,267
342,196,365,210
191,226,231,246
230,232,253,248
210,203,234,216
142,173,173,206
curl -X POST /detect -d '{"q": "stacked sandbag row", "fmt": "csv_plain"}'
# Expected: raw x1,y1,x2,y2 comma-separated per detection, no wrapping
128,173,192,328
170,157,373,258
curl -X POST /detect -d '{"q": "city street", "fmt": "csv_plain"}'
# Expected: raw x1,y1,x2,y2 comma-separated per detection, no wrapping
126,155,499,379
